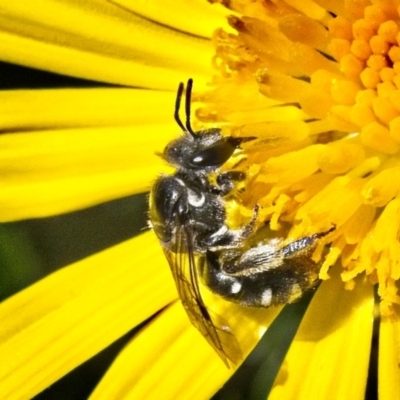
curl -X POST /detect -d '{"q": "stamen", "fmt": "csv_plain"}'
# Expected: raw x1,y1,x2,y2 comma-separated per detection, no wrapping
206,0,400,313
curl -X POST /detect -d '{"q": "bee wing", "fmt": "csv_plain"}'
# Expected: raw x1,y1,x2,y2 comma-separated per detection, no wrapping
163,225,242,367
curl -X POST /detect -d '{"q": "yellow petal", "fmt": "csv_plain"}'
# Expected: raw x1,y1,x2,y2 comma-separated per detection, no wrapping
0,124,176,221
91,299,281,399
379,307,400,400
0,0,213,89
0,88,176,131
269,271,374,400
114,0,232,38
0,231,175,400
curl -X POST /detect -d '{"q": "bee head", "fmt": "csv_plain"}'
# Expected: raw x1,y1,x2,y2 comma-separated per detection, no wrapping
165,79,244,171
164,128,243,171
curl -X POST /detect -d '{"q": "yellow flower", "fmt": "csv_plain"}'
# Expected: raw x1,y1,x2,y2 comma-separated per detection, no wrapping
205,0,400,398
0,0,399,399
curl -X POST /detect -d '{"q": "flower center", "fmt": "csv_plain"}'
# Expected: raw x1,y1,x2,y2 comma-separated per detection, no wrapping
328,4,400,154
203,0,400,315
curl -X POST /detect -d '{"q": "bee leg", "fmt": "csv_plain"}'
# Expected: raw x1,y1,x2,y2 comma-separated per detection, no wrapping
223,227,335,276
281,226,335,258
238,203,260,239
216,171,246,195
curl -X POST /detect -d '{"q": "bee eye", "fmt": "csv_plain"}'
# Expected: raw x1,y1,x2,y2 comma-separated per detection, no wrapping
191,141,236,168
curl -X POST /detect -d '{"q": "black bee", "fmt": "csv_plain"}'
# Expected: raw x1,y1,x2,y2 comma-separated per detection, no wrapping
149,79,333,366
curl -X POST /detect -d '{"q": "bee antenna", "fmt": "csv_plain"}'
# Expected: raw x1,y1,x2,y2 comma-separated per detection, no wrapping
174,82,187,133
185,78,197,138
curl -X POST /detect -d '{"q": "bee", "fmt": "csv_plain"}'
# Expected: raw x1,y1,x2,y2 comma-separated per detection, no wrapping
149,79,333,366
